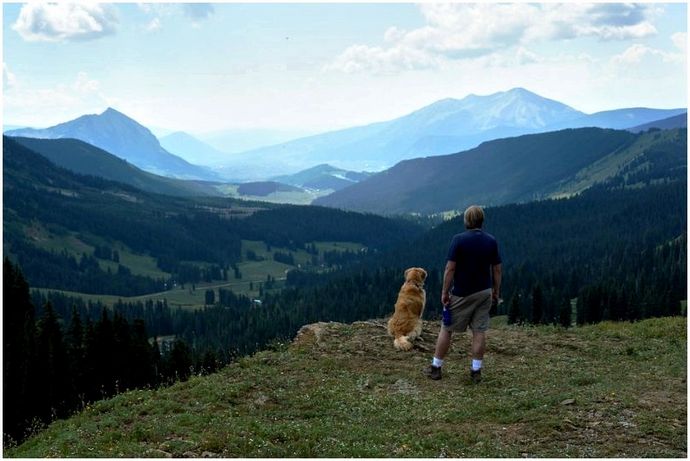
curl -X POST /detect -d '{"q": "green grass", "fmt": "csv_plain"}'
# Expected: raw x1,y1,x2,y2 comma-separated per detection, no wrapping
7,316,686,458
25,221,171,280
213,185,331,205
33,239,366,309
115,248,170,279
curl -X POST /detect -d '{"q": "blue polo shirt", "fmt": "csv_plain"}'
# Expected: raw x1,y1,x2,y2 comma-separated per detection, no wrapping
447,229,501,297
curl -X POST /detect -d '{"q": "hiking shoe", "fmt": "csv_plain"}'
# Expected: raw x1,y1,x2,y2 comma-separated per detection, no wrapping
424,365,442,380
470,369,482,384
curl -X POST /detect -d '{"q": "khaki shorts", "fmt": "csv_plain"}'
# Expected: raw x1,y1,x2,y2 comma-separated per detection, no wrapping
442,288,492,333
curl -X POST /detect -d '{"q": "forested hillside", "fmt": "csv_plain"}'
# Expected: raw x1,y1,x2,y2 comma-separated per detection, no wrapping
3,136,422,296
11,137,224,197
272,180,686,329
316,127,685,214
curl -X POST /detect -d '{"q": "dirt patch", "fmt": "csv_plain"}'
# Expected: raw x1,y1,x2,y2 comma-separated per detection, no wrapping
293,322,333,348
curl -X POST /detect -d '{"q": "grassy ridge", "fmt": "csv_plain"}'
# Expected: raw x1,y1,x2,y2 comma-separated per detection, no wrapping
7,316,686,458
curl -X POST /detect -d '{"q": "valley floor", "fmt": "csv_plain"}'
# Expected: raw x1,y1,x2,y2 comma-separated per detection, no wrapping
7,316,686,457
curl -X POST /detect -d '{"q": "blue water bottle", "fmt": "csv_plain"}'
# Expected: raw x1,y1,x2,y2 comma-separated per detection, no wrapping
442,304,452,326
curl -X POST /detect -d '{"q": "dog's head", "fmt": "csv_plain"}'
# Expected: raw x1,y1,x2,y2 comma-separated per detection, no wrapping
404,267,427,285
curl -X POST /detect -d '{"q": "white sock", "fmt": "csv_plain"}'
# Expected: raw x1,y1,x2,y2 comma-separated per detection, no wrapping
472,359,483,371
432,357,444,368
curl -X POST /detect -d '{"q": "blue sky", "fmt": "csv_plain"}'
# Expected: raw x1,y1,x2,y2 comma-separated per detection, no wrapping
3,2,687,134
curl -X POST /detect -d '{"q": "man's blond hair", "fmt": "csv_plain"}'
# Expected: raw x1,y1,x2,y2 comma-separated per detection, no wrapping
464,205,484,229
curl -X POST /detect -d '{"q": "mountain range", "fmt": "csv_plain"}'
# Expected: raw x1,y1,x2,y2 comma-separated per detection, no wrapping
314,127,687,214
9,137,224,197
4,88,685,199
5,109,221,181
218,88,685,178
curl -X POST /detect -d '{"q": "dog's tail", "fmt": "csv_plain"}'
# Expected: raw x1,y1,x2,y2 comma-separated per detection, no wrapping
393,335,413,351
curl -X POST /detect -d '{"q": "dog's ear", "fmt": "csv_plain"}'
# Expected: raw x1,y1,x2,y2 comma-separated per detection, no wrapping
419,268,428,280
404,267,412,279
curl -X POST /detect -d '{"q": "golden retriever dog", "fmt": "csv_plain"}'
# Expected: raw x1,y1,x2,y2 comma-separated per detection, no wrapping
387,267,427,351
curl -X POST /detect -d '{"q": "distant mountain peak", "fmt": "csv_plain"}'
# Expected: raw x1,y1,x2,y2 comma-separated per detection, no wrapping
100,107,137,122
4,108,220,181
505,87,533,95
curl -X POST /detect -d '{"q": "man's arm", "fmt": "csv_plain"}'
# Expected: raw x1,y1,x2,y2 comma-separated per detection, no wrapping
492,263,502,301
441,260,456,306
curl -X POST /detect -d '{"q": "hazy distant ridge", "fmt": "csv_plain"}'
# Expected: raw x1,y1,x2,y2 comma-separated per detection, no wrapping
5,109,220,181
218,88,685,178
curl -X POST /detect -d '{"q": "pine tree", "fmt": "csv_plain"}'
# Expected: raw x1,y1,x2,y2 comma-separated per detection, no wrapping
205,289,215,306
151,337,162,385
129,319,155,389
559,298,572,328
508,293,521,325
167,339,193,381
112,313,132,392
531,285,544,325
35,302,71,421
3,259,39,442
200,350,218,375
93,309,116,397
65,306,86,407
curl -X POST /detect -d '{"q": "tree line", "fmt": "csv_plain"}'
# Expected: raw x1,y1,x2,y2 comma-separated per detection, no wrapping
3,259,219,446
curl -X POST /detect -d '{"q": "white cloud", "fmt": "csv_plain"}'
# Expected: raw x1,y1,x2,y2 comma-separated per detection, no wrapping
327,3,661,74
3,63,17,90
324,44,439,74
514,47,543,66
535,3,659,41
671,32,687,52
12,3,118,42
4,72,108,126
72,72,100,94
138,4,213,33
612,43,684,67
146,18,162,33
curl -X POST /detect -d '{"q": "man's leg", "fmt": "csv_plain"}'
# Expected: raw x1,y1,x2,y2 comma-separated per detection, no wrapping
470,330,486,383
425,328,453,380
471,330,486,362
434,328,453,361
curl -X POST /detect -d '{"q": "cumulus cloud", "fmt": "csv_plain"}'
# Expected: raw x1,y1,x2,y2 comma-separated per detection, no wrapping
12,2,118,42
325,44,440,74
612,43,684,67
3,63,17,90
327,3,660,74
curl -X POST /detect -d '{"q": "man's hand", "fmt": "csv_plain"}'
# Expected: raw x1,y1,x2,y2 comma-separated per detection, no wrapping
441,291,451,306
442,260,456,307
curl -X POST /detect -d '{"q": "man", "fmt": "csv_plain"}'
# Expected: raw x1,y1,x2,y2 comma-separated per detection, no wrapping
424,205,502,383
